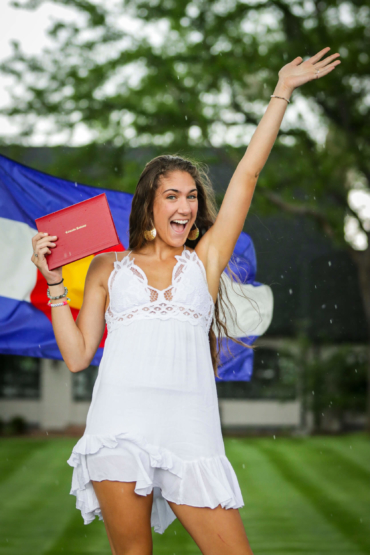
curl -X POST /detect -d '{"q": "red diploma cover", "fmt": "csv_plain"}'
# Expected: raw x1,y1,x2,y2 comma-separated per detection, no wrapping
35,193,120,270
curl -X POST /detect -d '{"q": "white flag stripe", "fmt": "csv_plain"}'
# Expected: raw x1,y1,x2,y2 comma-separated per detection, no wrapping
0,217,38,302
213,274,274,337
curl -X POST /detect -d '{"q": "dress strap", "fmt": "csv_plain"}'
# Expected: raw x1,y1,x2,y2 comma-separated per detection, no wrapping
114,252,118,261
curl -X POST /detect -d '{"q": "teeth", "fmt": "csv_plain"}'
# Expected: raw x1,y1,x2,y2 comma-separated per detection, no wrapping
172,220,188,224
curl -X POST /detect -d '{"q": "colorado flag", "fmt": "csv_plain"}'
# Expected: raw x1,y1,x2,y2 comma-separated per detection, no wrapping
0,153,273,381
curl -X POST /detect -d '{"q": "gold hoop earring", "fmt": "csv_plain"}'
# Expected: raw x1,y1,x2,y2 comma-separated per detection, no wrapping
143,222,157,241
188,222,199,241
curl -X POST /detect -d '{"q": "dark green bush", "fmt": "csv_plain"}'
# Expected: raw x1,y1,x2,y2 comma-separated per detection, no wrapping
304,345,367,431
7,416,28,435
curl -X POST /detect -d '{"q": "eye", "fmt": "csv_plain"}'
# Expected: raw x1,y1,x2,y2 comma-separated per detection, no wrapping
167,195,176,200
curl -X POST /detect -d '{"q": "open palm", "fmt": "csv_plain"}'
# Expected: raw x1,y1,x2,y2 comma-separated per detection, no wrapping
279,47,341,91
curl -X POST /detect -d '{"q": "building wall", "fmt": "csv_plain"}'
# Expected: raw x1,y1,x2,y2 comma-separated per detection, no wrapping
0,359,303,431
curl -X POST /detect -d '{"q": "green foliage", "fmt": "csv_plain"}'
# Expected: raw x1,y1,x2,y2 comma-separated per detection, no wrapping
304,345,367,431
1,0,369,250
2,415,28,436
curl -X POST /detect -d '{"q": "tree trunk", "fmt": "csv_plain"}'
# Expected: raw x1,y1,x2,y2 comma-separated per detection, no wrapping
348,241,370,434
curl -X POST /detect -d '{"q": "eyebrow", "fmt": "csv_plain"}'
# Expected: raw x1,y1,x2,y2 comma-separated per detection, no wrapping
163,188,198,194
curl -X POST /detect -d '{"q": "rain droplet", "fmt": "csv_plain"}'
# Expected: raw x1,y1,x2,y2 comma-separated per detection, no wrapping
330,319,332,324
185,115,188,120
242,463,245,468
289,288,293,294
328,261,331,266
273,435,276,439
312,391,315,395
75,182,78,187
322,304,326,309
335,304,337,309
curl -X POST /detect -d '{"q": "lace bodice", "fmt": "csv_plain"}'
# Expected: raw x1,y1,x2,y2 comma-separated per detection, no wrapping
105,245,214,335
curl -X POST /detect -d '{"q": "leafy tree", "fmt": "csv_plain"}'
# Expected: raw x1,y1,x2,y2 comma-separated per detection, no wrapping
1,0,369,428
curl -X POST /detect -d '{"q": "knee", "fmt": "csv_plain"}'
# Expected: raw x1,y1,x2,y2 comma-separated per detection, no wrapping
109,529,152,555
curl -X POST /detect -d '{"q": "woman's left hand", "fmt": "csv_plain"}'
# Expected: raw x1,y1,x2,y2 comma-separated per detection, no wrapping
278,47,341,92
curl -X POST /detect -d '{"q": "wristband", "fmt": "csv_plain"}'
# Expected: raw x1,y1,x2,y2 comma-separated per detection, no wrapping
47,278,64,286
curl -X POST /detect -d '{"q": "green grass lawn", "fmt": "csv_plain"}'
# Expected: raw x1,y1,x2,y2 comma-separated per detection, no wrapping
0,433,369,555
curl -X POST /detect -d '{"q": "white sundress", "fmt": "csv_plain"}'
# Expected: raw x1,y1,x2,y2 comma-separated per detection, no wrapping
67,244,244,534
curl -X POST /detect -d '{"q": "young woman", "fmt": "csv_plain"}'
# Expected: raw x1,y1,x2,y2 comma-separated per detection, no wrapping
31,47,340,555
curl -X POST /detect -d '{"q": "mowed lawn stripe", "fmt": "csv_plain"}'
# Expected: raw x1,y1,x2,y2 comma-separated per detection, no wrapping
267,437,370,530
225,438,360,555
257,438,370,554
0,438,48,485
0,439,76,555
309,434,370,477
44,511,112,555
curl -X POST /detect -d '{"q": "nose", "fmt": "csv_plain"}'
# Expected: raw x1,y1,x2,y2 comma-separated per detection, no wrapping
177,198,192,216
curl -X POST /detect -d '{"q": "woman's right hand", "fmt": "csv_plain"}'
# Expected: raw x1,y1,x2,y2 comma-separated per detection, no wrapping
31,231,63,284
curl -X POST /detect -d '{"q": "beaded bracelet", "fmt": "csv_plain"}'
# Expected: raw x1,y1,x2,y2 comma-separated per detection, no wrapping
47,298,71,307
47,286,68,300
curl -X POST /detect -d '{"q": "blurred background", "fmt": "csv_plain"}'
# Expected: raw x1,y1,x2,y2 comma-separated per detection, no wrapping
0,1,369,554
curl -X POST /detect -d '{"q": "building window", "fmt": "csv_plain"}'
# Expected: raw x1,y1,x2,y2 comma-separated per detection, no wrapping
72,365,99,401
0,355,41,399
216,348,297,400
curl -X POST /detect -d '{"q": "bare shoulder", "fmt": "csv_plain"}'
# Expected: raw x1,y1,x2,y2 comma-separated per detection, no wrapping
86,252,120,288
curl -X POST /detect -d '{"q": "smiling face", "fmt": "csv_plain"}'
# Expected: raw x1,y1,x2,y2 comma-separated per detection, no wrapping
152,170,198,247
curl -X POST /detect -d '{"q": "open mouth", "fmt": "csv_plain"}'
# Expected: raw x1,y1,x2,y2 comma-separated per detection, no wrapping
170,220,188,233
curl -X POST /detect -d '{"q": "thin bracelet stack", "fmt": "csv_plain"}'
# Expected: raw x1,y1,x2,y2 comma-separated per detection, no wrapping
46,278,71,307
270,94,290,104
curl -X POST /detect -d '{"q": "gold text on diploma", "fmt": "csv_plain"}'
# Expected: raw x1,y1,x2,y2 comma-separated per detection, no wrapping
65,224,87,234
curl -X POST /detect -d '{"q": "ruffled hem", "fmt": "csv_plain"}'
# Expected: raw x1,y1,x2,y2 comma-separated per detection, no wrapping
67,431,244,534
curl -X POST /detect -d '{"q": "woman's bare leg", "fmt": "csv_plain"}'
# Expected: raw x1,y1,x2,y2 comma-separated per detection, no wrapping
167,501,254,555
91,480,154,555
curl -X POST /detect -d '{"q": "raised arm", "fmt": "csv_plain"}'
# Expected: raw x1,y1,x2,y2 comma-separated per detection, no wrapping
202,46,341,273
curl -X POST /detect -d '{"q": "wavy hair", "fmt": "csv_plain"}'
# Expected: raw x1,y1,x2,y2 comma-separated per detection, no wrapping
128,154,261,378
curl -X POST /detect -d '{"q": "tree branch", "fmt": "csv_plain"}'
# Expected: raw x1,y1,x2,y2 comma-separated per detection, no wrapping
260,188,335,238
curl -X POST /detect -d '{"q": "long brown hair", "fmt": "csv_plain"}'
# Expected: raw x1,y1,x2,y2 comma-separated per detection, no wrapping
128,154,261,378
